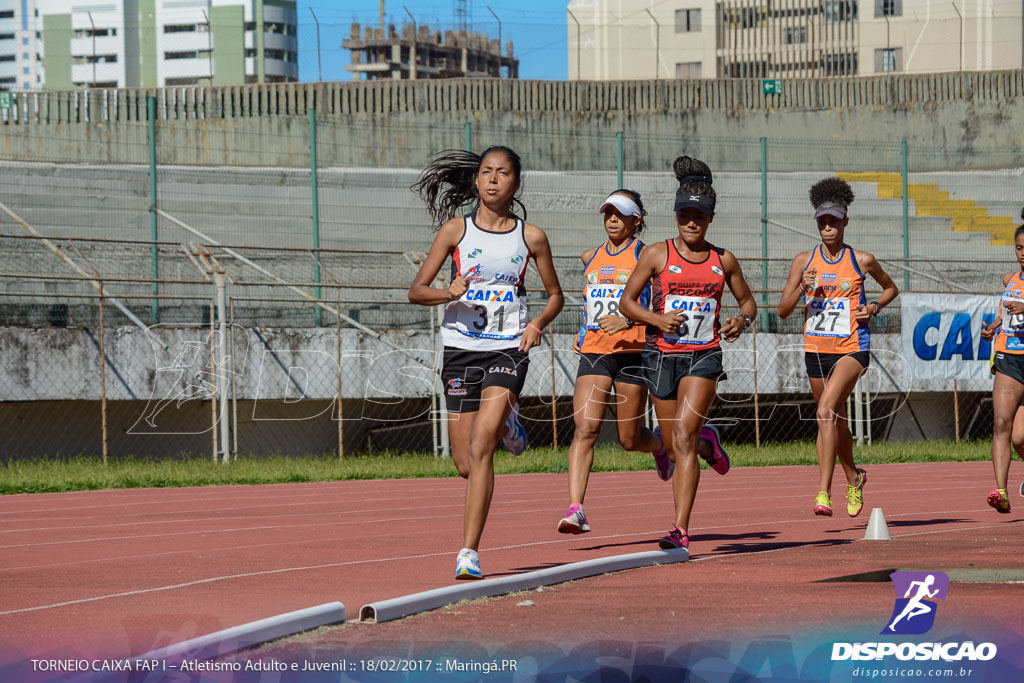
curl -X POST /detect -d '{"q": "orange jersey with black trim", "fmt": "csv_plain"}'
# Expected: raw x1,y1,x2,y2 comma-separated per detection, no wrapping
802,244,869,354
578,237,648,354
646,240,725,353
996,272,1024,354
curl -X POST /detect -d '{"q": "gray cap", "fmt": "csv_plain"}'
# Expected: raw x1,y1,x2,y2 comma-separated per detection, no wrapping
814,201,848,219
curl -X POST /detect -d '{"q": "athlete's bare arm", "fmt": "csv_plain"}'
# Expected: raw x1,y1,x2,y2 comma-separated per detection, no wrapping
980,273,1013,340
719,249,757,342
853,250,899,322
620,242,681,333
522,223,564,352
408,219,468,306
777,250,814,319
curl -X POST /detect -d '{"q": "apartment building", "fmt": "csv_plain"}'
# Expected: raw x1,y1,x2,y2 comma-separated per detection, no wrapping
31,0,296,89
566,0,1024,80
0,0,41,90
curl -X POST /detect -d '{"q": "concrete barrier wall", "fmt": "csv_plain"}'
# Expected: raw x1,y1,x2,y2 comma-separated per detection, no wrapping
2,72,1023,170
0,325,986,457
0,325,988,403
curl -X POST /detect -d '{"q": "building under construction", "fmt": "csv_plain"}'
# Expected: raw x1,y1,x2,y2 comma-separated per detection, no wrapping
343,23,518,80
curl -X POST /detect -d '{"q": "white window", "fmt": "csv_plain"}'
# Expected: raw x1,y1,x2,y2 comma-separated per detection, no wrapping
824,0,858,22
675,9,701,33
784,27,807,44
875,47,902,72
675,62,702,79
875,0,902,17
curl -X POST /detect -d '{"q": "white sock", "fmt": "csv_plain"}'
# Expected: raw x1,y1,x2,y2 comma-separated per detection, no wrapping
458,547,478,560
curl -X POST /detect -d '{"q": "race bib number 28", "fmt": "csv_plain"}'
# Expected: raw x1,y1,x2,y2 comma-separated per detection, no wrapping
585,284,623,329
805,297,852,337
457,285,518,339
663,295,717,344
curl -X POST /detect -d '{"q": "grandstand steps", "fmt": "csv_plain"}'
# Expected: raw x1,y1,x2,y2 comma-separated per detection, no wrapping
840,171,1018,246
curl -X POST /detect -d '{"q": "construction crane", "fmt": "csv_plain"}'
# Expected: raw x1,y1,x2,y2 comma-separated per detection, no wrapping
379,1,472,32
454,0,471,33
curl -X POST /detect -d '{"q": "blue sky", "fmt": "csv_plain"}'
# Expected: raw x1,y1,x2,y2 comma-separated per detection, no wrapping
296,1,569,82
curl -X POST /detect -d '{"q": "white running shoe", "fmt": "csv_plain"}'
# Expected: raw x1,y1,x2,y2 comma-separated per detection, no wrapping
557,503,592,534
455,548,483,580
501,402,527,456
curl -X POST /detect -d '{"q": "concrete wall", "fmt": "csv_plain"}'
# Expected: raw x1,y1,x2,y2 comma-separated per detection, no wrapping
2,72,1024,170
0,324,989,459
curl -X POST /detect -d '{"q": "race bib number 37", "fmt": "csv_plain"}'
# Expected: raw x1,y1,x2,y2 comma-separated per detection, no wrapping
663,295,717,344
805,297,852,338
585,284,623,329
456,285,518,339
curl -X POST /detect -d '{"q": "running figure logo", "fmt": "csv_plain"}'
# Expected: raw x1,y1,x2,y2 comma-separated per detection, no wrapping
882,571,949,635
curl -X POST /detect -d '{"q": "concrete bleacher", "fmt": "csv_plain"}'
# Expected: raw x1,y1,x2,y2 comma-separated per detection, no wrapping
2,161,1019,296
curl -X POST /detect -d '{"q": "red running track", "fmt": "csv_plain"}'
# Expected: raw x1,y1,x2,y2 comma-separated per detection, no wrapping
1,461,1022,663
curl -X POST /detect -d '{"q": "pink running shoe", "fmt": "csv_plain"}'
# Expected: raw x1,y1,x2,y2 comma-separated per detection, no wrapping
652,426,674,481
698,424,730,475
987,488,1011,514
658,526,689,550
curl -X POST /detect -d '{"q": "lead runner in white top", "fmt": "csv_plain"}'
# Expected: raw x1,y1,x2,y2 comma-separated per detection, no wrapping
408,146,564,579
439,210,533,351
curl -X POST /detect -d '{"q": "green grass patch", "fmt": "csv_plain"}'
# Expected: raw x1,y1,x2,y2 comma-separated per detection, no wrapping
0,440,991,495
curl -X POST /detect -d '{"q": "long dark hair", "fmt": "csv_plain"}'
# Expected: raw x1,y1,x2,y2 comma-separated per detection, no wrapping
1017,206,1024,240
608,188,648,235
412,146,526,229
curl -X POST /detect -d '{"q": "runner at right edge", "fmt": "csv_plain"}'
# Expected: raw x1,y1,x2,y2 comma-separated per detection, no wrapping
979,208,1024,513
776,177,899,518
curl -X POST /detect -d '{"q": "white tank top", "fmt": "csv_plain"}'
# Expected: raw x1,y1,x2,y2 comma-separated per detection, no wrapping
441,213,532,351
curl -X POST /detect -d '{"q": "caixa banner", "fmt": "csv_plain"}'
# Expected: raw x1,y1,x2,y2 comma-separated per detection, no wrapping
901,293,999,380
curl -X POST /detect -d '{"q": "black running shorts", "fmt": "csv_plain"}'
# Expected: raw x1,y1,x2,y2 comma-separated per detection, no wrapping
640,346,725,401
441,347,530,413
575,352,646,386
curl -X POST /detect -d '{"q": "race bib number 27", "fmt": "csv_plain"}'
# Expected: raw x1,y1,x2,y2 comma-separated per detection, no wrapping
805,297,852,338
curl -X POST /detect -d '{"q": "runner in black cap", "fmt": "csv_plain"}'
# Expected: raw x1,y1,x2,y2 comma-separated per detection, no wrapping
620,156,756,551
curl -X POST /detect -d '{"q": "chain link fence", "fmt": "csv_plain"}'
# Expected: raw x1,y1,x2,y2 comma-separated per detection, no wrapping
1,101,1020,458
0,227,1007,460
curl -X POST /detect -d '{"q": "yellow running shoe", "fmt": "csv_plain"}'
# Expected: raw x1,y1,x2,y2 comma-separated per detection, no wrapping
847,468,868,518
813,491,833,517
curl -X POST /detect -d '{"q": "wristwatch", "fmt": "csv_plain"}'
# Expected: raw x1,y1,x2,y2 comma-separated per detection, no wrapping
624,317,635,329
740,314,751,329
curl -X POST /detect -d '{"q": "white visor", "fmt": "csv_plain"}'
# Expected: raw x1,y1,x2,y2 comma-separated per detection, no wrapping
598,194,642,218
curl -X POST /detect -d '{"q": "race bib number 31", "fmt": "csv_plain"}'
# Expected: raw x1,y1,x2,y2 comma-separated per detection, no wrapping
805,297,852,337
456,285,518,339
663,295,717,344
585,284,623,329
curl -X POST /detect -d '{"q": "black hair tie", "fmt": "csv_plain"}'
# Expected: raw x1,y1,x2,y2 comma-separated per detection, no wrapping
679,175,711,185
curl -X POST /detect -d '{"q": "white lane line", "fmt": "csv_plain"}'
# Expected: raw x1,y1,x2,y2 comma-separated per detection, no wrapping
2,511,1014,618
0,480,985,536
0,460,993,515
0,485,1002,553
